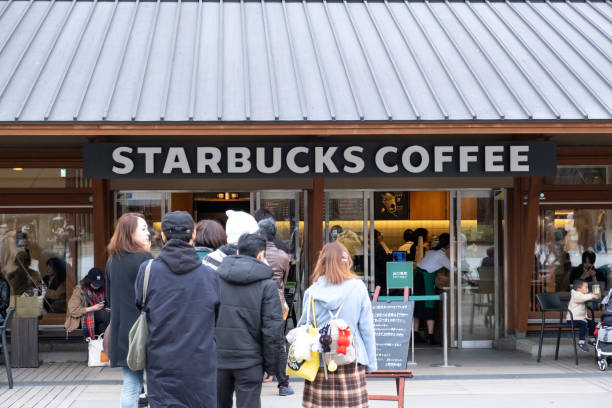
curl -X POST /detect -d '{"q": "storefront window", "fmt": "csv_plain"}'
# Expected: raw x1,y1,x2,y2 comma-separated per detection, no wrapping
0,212,93,314
116,191,170,255
534,208,612,310
544,166,612,185
0,168,90,188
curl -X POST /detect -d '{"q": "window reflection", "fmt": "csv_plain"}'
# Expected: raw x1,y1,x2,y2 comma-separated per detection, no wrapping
534,209,612,310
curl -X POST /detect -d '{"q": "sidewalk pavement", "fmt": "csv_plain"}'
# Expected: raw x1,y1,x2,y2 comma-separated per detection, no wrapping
2,347,612,408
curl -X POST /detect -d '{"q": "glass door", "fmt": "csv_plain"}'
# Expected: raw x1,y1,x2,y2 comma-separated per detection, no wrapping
255,191,305,312
451,189,504,348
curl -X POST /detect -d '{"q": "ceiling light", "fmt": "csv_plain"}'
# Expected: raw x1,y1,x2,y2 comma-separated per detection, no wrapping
12,168,23,171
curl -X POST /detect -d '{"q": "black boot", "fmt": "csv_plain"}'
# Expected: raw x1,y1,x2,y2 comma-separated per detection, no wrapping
426,334,439,346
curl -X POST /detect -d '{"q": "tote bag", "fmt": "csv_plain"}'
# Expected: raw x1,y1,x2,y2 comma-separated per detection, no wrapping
87,335,110,367
286,292,320,382
127,260,152,371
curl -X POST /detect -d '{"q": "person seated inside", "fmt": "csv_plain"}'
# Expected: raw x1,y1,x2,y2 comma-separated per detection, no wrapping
44,257,67,313
7,249,42,296
65,267,110,338
569,250,606,287
568,278,599,352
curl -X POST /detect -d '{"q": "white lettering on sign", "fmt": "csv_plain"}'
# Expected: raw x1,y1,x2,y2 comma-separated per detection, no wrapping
137,147,162,174
315,146,339,173
256,147,282,174
402,146,429,173
112,147,134,174
286,147,309,174
163,147,191,174
510,145,530,172
343,146,365,174
485,146,505,172
375,146,398,174
227,147,251,173
434,146,453,173
196,147,222,174
459,146,479,173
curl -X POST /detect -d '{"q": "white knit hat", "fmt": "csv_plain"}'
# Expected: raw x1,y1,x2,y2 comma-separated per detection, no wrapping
225,210,259,244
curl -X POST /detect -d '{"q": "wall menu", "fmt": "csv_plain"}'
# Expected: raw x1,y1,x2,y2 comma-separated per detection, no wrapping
372,301,414,371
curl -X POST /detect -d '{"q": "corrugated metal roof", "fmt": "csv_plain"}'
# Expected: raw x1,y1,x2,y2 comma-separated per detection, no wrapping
0,0,610,123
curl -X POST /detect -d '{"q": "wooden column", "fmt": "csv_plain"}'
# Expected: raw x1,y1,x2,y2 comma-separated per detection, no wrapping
511,176,542,334
307,178,324,286
92,178,111,270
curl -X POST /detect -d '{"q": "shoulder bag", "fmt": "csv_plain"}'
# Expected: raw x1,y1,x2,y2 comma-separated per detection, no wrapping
126,259,153,371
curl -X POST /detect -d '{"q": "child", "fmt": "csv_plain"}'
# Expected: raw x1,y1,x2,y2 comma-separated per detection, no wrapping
568,279,600,351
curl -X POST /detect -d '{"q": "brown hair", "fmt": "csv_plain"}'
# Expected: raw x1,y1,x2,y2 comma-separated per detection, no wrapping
195,219,227,250
107,213,148,257
312,242,357,285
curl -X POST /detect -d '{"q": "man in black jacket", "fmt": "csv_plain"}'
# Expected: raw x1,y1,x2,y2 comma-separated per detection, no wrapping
135,211,219,408
216,233,283,408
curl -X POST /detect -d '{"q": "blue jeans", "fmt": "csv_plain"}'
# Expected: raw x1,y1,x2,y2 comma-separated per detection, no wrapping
121,367,144,408
574,319,596,341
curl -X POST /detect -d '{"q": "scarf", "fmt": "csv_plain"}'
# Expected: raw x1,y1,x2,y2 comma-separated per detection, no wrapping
81,287,105,339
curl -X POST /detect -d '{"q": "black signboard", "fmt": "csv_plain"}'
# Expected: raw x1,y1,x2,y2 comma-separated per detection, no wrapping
372,301,414,371
83,142,556,178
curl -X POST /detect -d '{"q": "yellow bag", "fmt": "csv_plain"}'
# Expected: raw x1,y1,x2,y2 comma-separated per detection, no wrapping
10,295,44,318
286,293,320,382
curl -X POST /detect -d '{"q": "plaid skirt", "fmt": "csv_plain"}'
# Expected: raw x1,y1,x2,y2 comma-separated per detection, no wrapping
302,363,369,408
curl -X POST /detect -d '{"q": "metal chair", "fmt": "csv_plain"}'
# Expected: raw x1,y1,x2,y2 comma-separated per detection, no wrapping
0,306,15,389
535,293,578,366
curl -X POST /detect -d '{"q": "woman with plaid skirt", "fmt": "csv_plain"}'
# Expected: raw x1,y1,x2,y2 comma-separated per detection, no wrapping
297,242,377,408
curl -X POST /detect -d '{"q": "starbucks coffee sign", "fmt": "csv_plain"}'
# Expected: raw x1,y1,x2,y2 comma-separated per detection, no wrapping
83,142,556,178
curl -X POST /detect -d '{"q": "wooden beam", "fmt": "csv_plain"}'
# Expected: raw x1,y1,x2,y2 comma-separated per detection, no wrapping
516,176,542,334
557,146,612,165
0,149,82,167
0,121,610,136
307,178,324,286
92,179,110,270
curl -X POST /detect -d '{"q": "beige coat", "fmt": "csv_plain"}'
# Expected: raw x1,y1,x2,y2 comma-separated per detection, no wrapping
567,289,594,322
64,285,88,333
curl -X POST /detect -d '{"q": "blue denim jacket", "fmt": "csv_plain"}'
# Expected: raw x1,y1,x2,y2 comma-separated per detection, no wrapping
298,277,377,372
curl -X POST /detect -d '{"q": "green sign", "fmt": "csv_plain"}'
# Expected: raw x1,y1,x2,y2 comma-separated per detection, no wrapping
386,262,413,291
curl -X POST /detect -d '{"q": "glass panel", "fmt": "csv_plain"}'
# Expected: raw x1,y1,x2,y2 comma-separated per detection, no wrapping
0,212,93,315
459,191,498,342
327,191,365,276
534,208,612,312
0,168,91,188
115,191,168,256
545,166,612,185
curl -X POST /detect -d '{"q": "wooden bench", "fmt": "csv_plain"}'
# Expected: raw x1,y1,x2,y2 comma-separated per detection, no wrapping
367,370,414,408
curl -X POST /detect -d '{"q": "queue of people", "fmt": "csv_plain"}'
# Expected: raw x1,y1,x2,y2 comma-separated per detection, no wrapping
84,208,377,408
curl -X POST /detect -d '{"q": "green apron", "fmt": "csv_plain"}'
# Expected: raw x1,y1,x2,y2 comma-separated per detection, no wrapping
416,266,437,309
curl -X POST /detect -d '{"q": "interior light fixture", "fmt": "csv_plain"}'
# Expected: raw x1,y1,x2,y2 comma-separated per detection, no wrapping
12,168,23,171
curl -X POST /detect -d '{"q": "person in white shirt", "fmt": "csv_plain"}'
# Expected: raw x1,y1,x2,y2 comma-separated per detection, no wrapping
414,233,450,345
568,279,599,351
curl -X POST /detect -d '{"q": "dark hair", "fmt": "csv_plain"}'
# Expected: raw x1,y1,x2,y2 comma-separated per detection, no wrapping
374,229,382,239
414,228,429,240
403,229,414,243
254,208,275,223
433,233,450,250
582,250,596,265
107,213,148,257
46,257,66,290
195,220,227,249
237,233,266,258
573,278,587,289
258,218,277,242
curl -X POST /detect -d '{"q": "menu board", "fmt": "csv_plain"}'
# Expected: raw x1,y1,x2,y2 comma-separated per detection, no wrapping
372,301,414,371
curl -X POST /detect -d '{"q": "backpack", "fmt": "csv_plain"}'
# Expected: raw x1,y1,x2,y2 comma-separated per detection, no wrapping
318,302,356,372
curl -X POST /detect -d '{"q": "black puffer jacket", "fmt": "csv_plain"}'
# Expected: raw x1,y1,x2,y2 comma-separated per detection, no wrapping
215,255,283,374
0,275,10,324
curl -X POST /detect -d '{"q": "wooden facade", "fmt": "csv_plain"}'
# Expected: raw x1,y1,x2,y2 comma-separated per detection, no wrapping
0,125,611,334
